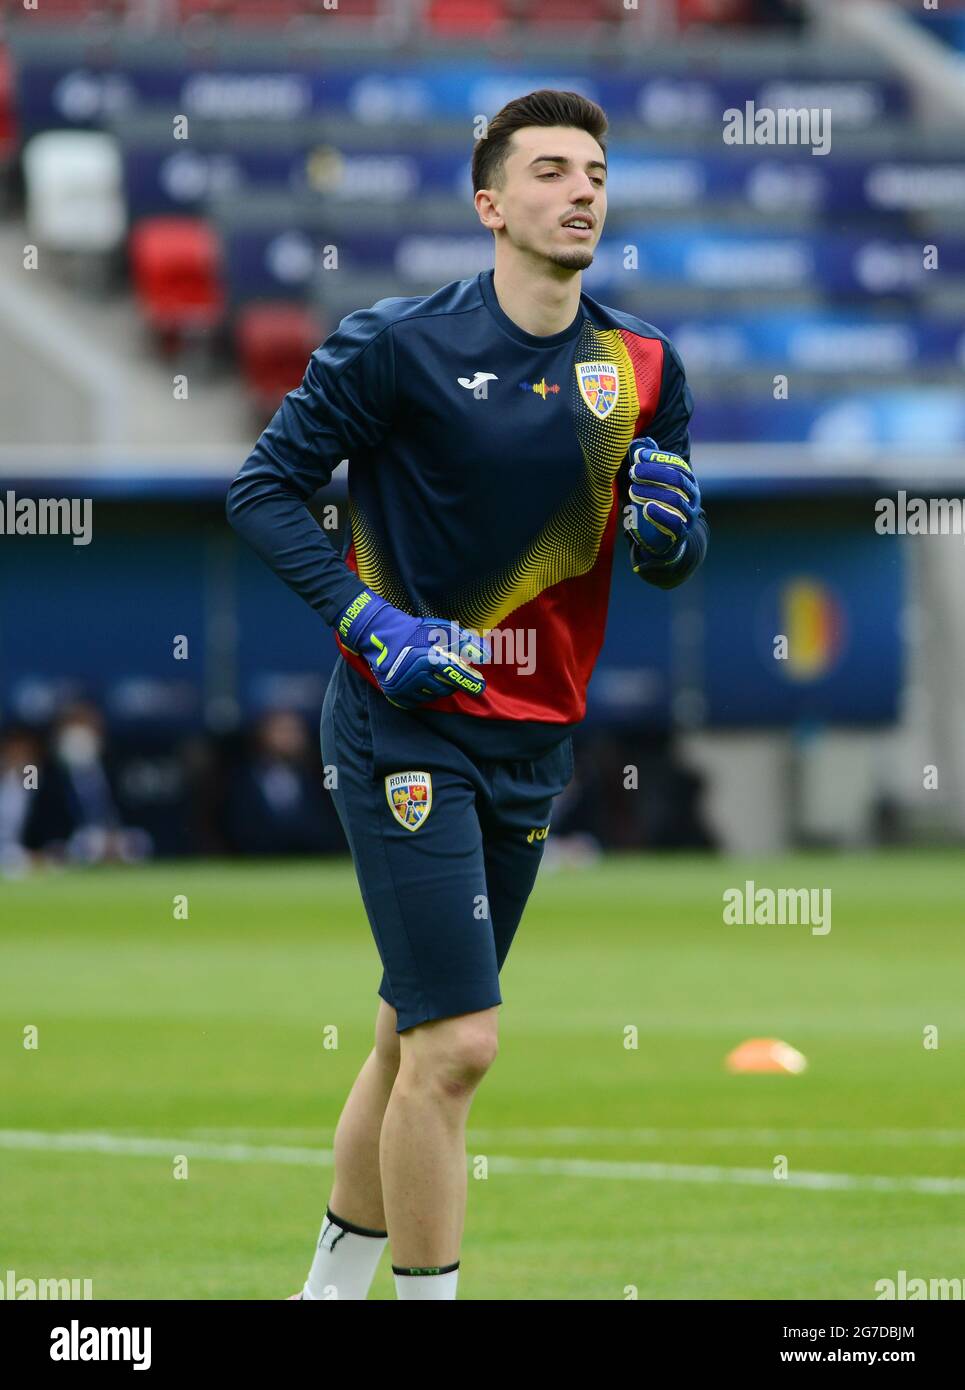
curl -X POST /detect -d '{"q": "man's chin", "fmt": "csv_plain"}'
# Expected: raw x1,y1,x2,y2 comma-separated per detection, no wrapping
545,248,595,272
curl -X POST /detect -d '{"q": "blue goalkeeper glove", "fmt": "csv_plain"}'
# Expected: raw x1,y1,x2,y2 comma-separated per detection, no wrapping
625,436,702,572
336,589,489,709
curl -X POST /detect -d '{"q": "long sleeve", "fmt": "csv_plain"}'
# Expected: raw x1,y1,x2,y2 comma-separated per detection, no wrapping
628,334,709,591
632,510,709,589
225,307,397,627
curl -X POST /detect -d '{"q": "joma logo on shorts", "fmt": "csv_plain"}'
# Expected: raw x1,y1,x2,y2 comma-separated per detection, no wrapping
526,826,549,844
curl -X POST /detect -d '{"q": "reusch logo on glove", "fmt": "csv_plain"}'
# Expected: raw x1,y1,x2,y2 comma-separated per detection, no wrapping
385,772,432,831
440,662,484,694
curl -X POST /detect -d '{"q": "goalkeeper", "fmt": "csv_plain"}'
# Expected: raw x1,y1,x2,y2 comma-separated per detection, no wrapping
226,87,708,1302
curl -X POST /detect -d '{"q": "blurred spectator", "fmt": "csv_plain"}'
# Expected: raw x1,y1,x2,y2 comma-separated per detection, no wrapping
21,701,152,865
3,708,716,866
0,722,44,876
224,708,346,856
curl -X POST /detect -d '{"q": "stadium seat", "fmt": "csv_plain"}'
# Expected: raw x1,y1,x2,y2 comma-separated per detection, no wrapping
235,301,323,416
426,0,507,36
0,45,16,167
128,217,226,342
22,131,125,255
676,0,753,24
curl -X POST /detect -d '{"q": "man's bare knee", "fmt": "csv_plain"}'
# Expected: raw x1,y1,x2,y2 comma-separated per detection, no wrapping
374,999,401,1072
399,1008,499,1096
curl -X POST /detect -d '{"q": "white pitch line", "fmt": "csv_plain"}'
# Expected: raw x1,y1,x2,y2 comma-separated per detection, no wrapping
177,1125,965,1148
472,1127,965,1148
0,1131,333,1168
2,1130,964,1196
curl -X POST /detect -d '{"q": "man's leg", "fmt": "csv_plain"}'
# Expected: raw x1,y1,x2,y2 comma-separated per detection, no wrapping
380,1006,498,1299
318,660,505,1299
371,742,572,1299
296,1000,400,1300
329,998,401,1228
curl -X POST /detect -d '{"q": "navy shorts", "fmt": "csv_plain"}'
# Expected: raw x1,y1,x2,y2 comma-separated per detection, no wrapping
320,658,574,1033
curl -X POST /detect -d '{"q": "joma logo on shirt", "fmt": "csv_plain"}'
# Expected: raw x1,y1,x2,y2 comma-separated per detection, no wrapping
526,825,549,844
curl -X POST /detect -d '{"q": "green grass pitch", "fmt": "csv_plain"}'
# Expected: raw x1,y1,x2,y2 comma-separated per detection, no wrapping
2,851,963,1300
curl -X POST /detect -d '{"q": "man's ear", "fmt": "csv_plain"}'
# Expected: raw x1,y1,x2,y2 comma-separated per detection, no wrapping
474,187,505,232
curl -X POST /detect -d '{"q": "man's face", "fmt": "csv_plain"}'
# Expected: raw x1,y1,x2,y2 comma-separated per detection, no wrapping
478,124,607,271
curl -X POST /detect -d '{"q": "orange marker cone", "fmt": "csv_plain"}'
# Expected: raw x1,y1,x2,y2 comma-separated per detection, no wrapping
725,1038,807,1074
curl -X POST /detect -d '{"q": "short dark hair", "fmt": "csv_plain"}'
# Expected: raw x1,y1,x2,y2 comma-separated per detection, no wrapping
471,88,608,195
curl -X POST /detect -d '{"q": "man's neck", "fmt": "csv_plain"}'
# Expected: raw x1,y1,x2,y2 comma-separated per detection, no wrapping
492,256,582,338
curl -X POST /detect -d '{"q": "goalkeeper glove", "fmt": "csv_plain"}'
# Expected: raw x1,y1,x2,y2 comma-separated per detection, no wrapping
336,589,489,710
626,436,701,572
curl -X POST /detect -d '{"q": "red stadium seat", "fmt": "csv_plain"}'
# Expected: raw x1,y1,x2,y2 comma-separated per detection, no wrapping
128,217,225,343
0,45,16,165
426,0,507,35
235,302,323,416
676,0,753,23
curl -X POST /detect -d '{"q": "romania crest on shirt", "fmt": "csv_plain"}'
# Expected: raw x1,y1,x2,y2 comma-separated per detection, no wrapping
385,771,433,831
575,360,619,419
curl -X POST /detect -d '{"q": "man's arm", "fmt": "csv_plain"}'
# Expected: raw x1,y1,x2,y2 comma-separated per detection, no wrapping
632,509,708,590
227,307,491,710
225,307,395,625
626,335,708,590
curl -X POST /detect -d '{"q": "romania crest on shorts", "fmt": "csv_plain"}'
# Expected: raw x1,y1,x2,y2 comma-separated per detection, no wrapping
575,360,619,419
385,771,433,831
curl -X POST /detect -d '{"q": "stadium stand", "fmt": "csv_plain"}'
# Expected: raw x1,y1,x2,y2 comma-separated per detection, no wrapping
2,0,965,856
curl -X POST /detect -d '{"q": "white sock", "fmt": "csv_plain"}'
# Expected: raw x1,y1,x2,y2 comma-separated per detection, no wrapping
301,1208,388,1300
392,1262,460,1300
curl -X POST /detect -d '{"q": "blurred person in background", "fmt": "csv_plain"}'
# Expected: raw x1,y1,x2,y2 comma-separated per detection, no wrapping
0,721,44,877
22,700,152,866
224,707,345,857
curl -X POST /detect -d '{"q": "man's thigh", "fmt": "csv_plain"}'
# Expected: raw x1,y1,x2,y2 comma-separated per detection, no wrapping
322,660,501,1035
482,739,575,971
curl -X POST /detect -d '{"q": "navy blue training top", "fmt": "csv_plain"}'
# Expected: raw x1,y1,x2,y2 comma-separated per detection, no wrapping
226,268,709,758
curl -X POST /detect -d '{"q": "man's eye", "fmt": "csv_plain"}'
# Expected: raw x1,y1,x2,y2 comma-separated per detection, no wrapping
539,171,561,178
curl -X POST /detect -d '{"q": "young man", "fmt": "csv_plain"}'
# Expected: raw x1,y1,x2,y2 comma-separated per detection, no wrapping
226,88,708,1301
